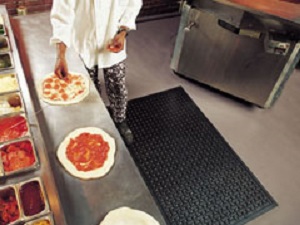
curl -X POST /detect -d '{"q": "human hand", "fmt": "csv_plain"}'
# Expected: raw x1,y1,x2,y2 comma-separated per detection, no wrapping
54,57,69,79
107,31,126,53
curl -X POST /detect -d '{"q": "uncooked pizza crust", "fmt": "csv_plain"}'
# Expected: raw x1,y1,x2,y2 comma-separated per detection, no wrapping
40,72,90,105
57,127,115,179
100,207,160,225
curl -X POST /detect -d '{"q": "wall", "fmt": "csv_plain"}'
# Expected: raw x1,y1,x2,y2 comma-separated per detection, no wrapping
0,0,179,16
0,0,53,15
140,0,180,17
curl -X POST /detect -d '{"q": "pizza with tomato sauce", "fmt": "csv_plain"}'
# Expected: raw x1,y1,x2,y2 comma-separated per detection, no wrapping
57,127,115,179
41,73,89,105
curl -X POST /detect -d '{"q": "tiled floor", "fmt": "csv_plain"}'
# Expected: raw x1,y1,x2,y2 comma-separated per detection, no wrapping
14,12,300,225
121,17,300,225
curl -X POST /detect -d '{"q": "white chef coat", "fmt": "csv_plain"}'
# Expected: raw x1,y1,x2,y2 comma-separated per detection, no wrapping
50,0,142,68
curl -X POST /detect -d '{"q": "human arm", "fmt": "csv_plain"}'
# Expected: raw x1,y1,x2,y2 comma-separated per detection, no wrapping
50,0,75,78
119,0,143,31
54,42,69,79
108,0,142,53
107,26,129,53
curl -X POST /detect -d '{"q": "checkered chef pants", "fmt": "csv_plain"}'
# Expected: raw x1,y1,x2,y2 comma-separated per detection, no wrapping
86,61,128,123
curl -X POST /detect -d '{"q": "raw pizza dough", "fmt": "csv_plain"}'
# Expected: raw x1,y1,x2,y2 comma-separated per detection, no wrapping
57,127,115,179
40,72,89,105
100,207,160,225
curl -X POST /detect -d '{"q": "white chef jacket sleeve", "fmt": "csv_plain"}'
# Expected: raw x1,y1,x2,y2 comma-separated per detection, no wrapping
119,0,143,30
50,0,75,47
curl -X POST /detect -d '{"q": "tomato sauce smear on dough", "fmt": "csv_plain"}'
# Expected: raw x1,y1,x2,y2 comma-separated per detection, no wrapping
66,133,109,172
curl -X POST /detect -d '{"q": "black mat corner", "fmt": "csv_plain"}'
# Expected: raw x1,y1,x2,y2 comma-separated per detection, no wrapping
126,86,277,225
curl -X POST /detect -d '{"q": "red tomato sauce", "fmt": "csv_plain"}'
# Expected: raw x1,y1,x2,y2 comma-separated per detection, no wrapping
0,187,20,225
66,133,109,172
0,115,28,143
0,140,36,172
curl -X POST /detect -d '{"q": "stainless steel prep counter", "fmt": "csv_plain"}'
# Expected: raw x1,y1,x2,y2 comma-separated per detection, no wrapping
10,11,165,225
0,6,66,225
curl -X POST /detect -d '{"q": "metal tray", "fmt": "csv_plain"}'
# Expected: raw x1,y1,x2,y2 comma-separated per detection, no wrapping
24,213,55,225
0,35,10,53
0,73,19,95
0,14,5,36
0,52,14,70
17,177,50,221
0,178,52,224
0,185,22,225
0,137,40,177
0,112,32,144
0,92,25,116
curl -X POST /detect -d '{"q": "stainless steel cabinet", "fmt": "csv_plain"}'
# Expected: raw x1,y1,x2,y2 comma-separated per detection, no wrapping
171,2,300,107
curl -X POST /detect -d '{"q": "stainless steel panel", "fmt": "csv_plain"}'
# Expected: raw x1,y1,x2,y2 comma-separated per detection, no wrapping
172,5,300,107
11,11,165,225
188,0,245,27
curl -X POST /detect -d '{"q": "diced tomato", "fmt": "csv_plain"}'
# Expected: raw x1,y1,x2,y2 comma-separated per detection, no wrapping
7,145,19,152
1,153,8,164
8,151,17,161
17,150,26,158
0,192,19,223
1,211,9,222
0,140,35,172
20,141,32,151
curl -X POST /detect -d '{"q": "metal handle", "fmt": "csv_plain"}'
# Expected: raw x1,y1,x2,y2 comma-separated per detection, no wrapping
218,19,261,39
184,22,196,32
218,19,239,34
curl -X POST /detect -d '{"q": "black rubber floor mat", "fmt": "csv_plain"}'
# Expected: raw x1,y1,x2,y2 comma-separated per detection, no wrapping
126,87,277,225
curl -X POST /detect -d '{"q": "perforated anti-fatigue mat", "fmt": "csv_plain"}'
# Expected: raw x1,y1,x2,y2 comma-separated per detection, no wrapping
126,87,277,225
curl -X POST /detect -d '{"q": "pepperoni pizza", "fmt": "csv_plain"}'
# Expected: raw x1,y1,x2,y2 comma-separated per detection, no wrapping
57,127,115,179
41,73,89,105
